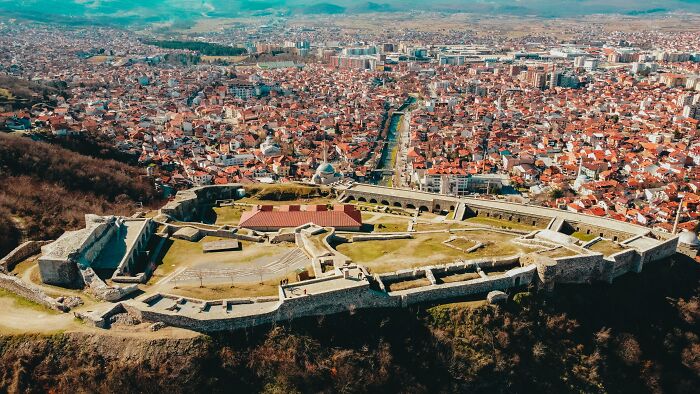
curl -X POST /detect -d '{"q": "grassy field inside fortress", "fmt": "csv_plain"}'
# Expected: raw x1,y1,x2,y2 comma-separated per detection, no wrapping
361,212,411,232
571,232,598,242
589,240,628,256
236,183,335,206
337,230,537,273
212,205,250,225
149,236,295,283
169,272,299,299
462,216,540,231
540,247,580,258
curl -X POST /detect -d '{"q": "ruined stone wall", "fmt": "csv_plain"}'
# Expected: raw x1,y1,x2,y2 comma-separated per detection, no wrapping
78,223,117,267
81,267,139,302
75,303,126,328
270,232,296,243
397,266,537,306
352,234,412,242
605,249,639,280
162,222,264,243
0,240,52,272
638,236,679,267
534,240,680,290
476,255,522,269
127,285,400,332
124,302,280,332
549,253,605,283
276,285,400,322
378,268,429,284
300,232,332,258
565,221,635,242
160,184,243,221
0,273,68,312
466,206,552,228
529,253,605,287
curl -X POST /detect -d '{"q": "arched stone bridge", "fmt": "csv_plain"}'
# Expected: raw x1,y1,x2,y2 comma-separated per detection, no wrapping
338,184,660,242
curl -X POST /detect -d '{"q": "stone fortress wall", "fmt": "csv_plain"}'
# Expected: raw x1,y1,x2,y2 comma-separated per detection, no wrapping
37,215,155,300
125,258,535,333
128,229,677,333
0,272,76,312
119,183,681,332
0,240,52,273
113,218,157,280
39,216,117,287
339,184,670,241
159,184,243,222
1,183,679,332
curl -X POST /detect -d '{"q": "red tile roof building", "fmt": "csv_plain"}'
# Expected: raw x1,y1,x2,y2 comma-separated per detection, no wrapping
239,204,363,231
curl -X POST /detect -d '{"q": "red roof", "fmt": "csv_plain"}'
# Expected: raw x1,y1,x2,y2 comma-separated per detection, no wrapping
239,205,362,230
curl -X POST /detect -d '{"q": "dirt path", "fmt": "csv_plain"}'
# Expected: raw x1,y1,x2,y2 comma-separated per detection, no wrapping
0,298,78,334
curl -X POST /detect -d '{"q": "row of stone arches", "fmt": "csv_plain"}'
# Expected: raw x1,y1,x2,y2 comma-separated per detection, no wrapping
573,225,620,242
473,209,538,227
346,195,431,212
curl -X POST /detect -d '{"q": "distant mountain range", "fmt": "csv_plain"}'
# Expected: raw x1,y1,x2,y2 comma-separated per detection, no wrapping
2,1,700,26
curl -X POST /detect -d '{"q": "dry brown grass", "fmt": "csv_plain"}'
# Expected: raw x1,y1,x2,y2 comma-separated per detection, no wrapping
213,205,250,225
541,247,579,259
170,282,279,299
437,271,481,284
387,278,431,292
589,241,627,256
169,269,303,299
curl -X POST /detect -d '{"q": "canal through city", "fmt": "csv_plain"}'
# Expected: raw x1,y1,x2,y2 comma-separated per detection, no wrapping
374,96,416,185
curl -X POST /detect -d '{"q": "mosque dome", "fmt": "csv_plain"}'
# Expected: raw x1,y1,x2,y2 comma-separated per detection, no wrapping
678,230,700,247
316,162,336,175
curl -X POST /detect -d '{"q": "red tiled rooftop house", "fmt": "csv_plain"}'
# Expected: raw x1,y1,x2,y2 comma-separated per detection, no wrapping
238,204,363,231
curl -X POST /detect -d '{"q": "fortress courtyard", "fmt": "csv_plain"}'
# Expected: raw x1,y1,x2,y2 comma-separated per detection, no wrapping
0,183,687,333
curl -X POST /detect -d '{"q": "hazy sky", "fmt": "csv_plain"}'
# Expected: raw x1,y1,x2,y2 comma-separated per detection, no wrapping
2,1,700,25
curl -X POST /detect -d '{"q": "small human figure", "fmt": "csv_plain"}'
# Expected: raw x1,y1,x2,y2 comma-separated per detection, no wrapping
304,289,307,295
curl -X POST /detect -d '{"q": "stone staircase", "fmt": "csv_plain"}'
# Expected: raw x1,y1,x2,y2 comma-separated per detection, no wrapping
453,203,468,221
267,248,310,273
548,217,565,232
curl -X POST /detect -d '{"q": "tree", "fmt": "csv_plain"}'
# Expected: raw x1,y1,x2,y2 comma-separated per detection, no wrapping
550,188,564,200
194,270,205,288
253,266,267,285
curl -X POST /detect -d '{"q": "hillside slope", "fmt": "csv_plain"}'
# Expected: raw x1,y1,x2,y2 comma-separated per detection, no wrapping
1,255,698,393
0,133,159,256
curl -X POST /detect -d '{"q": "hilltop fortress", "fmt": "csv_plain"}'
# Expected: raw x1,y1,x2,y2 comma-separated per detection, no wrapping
1,183,696,333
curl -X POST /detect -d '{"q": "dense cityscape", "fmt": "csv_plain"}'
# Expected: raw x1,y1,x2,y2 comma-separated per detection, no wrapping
1,5,700,393
2,16,699,231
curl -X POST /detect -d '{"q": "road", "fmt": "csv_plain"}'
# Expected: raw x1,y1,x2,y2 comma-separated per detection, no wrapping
393,100,417,188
